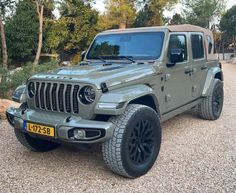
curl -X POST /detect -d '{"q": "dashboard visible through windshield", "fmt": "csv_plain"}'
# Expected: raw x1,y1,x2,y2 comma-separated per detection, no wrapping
86,32,165,61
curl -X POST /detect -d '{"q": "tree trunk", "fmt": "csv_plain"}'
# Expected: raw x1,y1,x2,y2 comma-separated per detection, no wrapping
119,10,126,29
0,15,8,69
222,38,225,60
34,3,44,66
234,33,236,58
119,21,126,29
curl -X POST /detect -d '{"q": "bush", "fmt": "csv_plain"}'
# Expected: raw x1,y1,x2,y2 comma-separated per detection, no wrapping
0,60,60,99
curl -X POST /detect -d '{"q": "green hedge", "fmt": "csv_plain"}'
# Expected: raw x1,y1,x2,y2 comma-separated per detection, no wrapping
0,61,60,99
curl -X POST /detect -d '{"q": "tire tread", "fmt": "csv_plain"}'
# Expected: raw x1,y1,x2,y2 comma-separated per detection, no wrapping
198,79,223,120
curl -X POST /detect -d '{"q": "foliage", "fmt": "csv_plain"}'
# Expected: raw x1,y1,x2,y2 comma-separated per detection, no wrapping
44,18,69,54
0,0,15,69
0,0,15,19
184,0,225,28
149,0,178,25
1,0,234,68
0,60,60,98
46,0,99,61
169,13,186,25
4,0,38,63
134,0,178,27
147,0,178,25
134,5,152,27
219,5,236,47
102,0,136,29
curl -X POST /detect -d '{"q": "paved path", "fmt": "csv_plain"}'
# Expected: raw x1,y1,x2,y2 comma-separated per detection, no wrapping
0,62,235,193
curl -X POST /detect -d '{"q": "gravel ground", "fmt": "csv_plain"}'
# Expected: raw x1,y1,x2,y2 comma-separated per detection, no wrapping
0,62,235,193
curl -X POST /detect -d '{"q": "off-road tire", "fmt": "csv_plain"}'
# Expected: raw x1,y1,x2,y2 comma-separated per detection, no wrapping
102,104,162,178
198,79,224,120
14,128,60,152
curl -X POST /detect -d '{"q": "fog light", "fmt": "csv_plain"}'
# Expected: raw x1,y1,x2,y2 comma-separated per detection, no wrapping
74,129,86,139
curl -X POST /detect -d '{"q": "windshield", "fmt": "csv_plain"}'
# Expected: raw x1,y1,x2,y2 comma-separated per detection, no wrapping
87,32,164,61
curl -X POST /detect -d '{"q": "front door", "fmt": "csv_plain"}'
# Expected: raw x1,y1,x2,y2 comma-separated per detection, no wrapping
163,33,193,112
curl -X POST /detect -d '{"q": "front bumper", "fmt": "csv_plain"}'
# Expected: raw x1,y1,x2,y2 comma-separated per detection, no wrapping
6,107,115,144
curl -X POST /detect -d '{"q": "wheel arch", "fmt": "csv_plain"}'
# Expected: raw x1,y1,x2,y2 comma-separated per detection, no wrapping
129,94,159,113
95,84,159,115
202,67,223,97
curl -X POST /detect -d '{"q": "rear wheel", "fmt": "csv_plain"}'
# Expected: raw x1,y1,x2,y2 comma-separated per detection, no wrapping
14,128,60,152
198,79,224,120
102,104,162,178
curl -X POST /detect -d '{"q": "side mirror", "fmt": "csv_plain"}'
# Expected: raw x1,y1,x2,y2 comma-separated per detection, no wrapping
81,51,87,61
167,48,184,67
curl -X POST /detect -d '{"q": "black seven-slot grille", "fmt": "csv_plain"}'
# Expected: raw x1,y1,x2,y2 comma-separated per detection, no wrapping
34,82,80,114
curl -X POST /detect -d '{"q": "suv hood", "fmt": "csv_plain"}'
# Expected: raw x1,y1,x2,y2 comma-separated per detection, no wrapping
30,63,155,89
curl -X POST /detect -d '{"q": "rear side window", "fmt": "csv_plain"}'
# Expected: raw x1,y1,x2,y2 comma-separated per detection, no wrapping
191,34,204,59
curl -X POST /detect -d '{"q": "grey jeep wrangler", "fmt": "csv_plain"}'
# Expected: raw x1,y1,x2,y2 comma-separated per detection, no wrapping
6,24,224,178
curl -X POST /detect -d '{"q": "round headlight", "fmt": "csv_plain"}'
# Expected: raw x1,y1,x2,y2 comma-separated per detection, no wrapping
28,82,35,98
79,86,96,104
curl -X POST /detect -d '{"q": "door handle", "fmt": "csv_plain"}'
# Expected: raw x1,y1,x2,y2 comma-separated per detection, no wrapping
201,65,208,70
184,68,193,74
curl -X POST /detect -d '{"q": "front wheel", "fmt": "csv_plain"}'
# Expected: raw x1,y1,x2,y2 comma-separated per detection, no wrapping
102,104,162,178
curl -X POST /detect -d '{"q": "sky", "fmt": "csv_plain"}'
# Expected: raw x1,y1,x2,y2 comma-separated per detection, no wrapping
93,0,236,17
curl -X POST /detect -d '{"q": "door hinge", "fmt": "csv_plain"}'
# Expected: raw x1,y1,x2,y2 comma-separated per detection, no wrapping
192,85,197,92
165,94,171,102
165,74,171,81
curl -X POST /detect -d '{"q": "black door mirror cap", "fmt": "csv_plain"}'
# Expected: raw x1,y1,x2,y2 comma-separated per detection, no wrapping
169,48,185,65
166,62,176,68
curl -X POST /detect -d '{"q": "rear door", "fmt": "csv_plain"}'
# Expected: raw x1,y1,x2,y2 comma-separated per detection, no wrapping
190,33,208,99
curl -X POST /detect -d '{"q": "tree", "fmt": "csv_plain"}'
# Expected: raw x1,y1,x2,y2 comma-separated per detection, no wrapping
0,0,15,68
219,5,236,55
34,0,44,66
134,0,178,27
33,0,54,66
5,0,38,63
54,0,98,61
0,15,7,68
184,0,225,28
103,0,136,29
148,0,178,26
134,4,152,27
44,18,68,55
170,13,185,25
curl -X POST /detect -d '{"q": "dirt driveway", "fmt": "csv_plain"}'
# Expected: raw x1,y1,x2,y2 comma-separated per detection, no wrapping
0,62,235,193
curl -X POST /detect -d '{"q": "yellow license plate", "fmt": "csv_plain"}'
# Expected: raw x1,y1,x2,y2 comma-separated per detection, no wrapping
26,123,55,137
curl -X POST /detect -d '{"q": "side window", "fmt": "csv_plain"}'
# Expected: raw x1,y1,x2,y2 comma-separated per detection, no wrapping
207,35,213,54
191,34,204,59
168,34,187,62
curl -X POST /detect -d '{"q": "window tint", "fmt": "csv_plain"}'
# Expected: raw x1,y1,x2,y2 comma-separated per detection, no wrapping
191,34,204,59
207,35,213,54
168,34,187,62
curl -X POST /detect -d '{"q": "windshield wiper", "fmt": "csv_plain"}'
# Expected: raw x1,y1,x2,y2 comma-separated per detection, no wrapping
98,56,107,63
118,56,136,63
96,55,136,63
